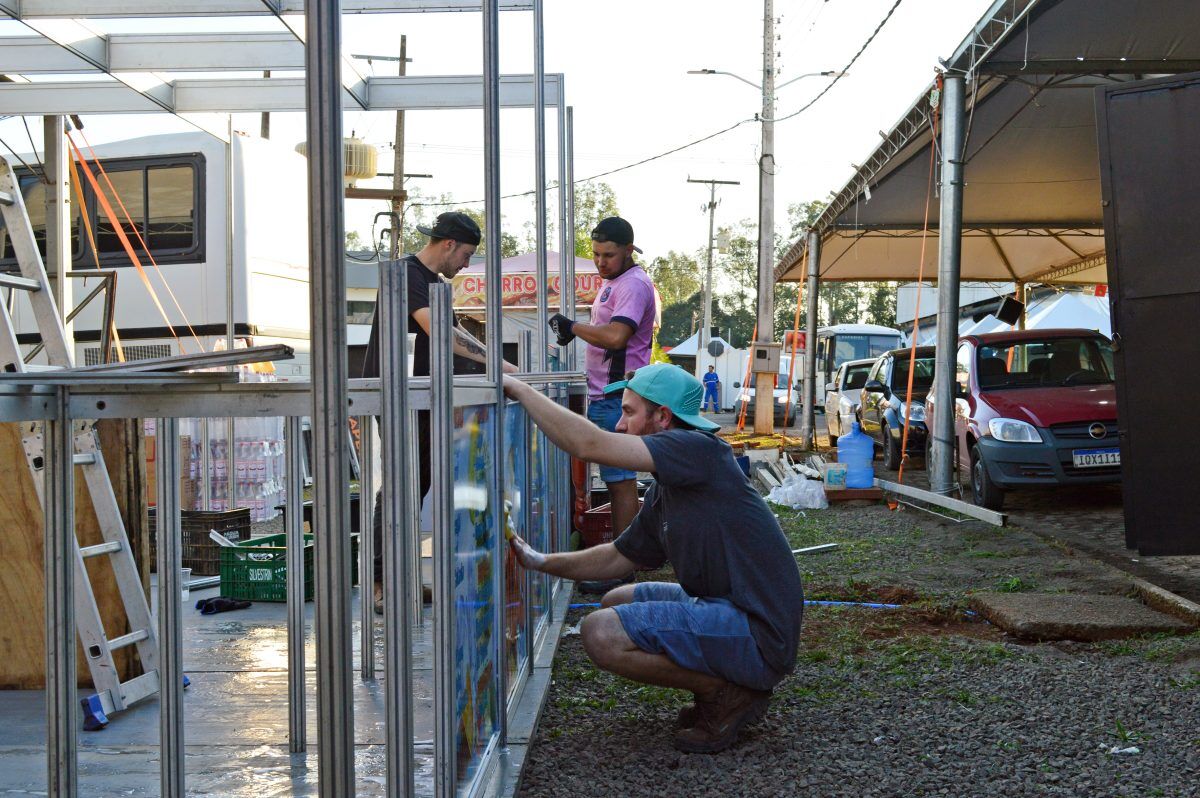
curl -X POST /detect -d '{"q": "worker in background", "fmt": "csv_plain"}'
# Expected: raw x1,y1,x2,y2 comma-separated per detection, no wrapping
361,211,517,614
701,364,720,413
547,217,657,593
503,364,803,753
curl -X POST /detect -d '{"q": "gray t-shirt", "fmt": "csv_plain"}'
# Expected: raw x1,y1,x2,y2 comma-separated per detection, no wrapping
613,429,804,676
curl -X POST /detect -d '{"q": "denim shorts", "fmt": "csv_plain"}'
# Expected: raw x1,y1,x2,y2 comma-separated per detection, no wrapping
586,395,637,483
612,582,782,692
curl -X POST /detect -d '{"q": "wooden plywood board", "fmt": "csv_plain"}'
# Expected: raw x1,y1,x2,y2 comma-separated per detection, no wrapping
0,420,147,689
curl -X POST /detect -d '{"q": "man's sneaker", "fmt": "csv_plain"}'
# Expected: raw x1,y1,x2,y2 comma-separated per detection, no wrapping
676,694,699,729
672,683,771,754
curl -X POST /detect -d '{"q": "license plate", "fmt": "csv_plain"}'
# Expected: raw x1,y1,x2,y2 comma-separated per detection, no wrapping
1072,448,1120,468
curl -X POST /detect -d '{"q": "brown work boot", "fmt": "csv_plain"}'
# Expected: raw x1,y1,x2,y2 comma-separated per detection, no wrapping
672,683,771,754
373,582,384,616
676,694,699,729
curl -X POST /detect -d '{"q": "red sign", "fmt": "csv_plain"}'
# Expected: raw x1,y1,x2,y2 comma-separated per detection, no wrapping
453,272,603,309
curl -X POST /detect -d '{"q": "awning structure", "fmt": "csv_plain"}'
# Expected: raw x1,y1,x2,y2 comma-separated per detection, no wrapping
776,0,1200,285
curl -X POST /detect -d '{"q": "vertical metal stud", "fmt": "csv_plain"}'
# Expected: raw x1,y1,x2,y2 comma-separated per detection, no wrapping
156,417,185,798
284,415,307,753
556,89,569,371
44,390,76,798
564,105,577,370
429,284,455,797
304,0,355,793
801,233,821,448
358,415,375,681
532,0,549,372
381,258,415,797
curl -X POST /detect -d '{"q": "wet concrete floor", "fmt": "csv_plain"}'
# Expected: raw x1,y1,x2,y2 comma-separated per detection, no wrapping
0,583,439,796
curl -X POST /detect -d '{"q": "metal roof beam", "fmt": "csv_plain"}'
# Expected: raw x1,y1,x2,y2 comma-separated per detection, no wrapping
979,59,1200,76
0,32,306,73
1,1,530,17
0,73,563,113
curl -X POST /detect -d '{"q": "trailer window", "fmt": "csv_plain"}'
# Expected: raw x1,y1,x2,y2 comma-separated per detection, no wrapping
94,159,202,264
0,175,83,265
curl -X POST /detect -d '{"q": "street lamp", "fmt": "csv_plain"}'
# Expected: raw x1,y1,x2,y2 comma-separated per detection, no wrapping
689,61,845,433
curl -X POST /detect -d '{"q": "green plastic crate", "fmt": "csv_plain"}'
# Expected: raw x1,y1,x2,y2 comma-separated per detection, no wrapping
219,532,359,602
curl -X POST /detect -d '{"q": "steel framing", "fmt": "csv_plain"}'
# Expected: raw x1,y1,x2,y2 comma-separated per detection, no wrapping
3,1,578,796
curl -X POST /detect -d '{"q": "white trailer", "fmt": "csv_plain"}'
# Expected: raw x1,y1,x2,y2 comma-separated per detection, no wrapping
1,131,312,378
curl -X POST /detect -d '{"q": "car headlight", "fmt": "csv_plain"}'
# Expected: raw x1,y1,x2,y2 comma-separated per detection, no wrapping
776,394,789,404
988,418,1042,443
905,403,926,422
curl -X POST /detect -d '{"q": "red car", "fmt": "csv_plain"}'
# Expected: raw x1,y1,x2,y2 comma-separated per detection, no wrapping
924,328,1120,510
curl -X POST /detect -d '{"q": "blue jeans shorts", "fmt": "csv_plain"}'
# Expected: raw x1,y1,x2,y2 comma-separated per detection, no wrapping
612,582,782,692
586,395,636,483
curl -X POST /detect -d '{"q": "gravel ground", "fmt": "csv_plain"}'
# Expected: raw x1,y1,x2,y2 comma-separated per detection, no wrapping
516,502,1200,797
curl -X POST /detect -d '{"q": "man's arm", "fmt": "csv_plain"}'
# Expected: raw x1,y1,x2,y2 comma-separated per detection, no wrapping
511,534,638,581
569,319,635,351
503,375,656,472
411,307,518,373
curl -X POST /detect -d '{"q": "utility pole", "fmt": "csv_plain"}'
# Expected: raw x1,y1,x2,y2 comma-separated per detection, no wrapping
752,0,777,434
687,177,739,377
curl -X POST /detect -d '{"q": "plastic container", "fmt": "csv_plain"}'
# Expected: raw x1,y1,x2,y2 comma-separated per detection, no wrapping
836,422,875,489
818,461,848,491
219,532,359,602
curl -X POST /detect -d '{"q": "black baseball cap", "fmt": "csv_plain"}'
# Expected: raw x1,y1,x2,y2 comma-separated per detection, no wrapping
591,216,643,254
417,211,482,246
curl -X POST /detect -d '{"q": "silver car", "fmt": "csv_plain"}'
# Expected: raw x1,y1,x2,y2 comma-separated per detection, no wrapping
824,358,876,445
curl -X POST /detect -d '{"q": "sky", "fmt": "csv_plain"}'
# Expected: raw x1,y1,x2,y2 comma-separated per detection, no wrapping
0,0,997,263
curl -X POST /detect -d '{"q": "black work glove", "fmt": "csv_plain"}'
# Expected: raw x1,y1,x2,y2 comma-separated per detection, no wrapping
548,313,576,346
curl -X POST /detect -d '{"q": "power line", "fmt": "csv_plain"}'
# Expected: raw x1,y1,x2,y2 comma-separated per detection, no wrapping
410,0,904,210
407,117,755,209
765,0,905,124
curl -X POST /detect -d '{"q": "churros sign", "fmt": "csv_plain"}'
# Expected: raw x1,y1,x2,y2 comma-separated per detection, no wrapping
453,272,603,309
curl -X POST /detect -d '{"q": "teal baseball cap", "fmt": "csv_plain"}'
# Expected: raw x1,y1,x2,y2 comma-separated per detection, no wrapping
603,363,721,432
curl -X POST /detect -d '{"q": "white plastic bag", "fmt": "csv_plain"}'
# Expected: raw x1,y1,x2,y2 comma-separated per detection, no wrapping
767,474,828,510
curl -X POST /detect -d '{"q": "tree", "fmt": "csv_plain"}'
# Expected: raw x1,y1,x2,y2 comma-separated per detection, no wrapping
646,251,702,307
345,230,365,251
571,182,620,258
398,190,524,258
864,282,897,327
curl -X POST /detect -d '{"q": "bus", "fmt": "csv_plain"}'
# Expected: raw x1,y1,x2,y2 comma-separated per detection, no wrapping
812,324,906,406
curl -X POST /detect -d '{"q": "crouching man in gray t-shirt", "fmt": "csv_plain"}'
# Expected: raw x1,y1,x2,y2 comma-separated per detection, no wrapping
503,363,804,754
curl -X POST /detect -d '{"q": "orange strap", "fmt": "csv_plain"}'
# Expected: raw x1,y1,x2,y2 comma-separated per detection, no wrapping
735,323,758,432
68,152,124,363
893,77,942,497
780,280,804,447
67,134,187,352
75,130,204,350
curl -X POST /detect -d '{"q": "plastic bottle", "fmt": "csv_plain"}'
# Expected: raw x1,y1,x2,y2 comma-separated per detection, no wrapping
837,422,875,489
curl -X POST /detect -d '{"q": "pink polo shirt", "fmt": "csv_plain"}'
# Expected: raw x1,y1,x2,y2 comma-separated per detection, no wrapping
586,263,657,400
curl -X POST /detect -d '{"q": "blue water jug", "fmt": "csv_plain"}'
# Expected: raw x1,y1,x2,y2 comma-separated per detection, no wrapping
837,422,875,489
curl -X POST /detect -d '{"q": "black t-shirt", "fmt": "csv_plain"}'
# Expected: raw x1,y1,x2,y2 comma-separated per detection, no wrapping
613,429,804,676
361,254,486,379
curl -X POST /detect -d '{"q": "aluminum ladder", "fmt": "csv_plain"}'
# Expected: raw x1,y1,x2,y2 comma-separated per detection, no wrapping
0,156,166,730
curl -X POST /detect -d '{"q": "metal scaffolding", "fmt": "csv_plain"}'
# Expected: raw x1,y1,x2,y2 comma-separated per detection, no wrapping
0,1,580,796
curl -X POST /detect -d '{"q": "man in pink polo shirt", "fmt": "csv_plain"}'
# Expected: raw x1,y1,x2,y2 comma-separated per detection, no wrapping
549,217,657,586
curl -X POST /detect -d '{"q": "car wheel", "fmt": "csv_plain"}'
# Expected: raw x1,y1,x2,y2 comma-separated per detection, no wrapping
881,422,901,471
970,444,1004,511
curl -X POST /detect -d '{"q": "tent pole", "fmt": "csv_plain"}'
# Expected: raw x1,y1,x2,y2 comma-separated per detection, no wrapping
930,73,966,495
800,231,820,448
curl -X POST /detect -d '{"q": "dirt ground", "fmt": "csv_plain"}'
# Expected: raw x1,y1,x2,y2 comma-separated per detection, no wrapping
515,498,1200,798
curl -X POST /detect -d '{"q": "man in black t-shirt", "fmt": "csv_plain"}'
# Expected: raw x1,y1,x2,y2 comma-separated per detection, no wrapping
503,364,804,754
362,211,517,613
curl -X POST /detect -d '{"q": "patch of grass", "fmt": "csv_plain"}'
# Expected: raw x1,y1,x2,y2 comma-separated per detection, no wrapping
967,549,1001,558
996,739,1020,752
1110,718,1143,744
996,575,1034,592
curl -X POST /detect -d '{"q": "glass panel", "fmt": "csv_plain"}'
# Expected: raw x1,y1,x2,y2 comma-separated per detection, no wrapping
529,421,550,637
146,165,195,251
502,402,530,695
452,404,499,791
94,169,145,255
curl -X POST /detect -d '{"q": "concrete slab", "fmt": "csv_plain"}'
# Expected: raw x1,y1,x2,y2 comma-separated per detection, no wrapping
969,592,1196,641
